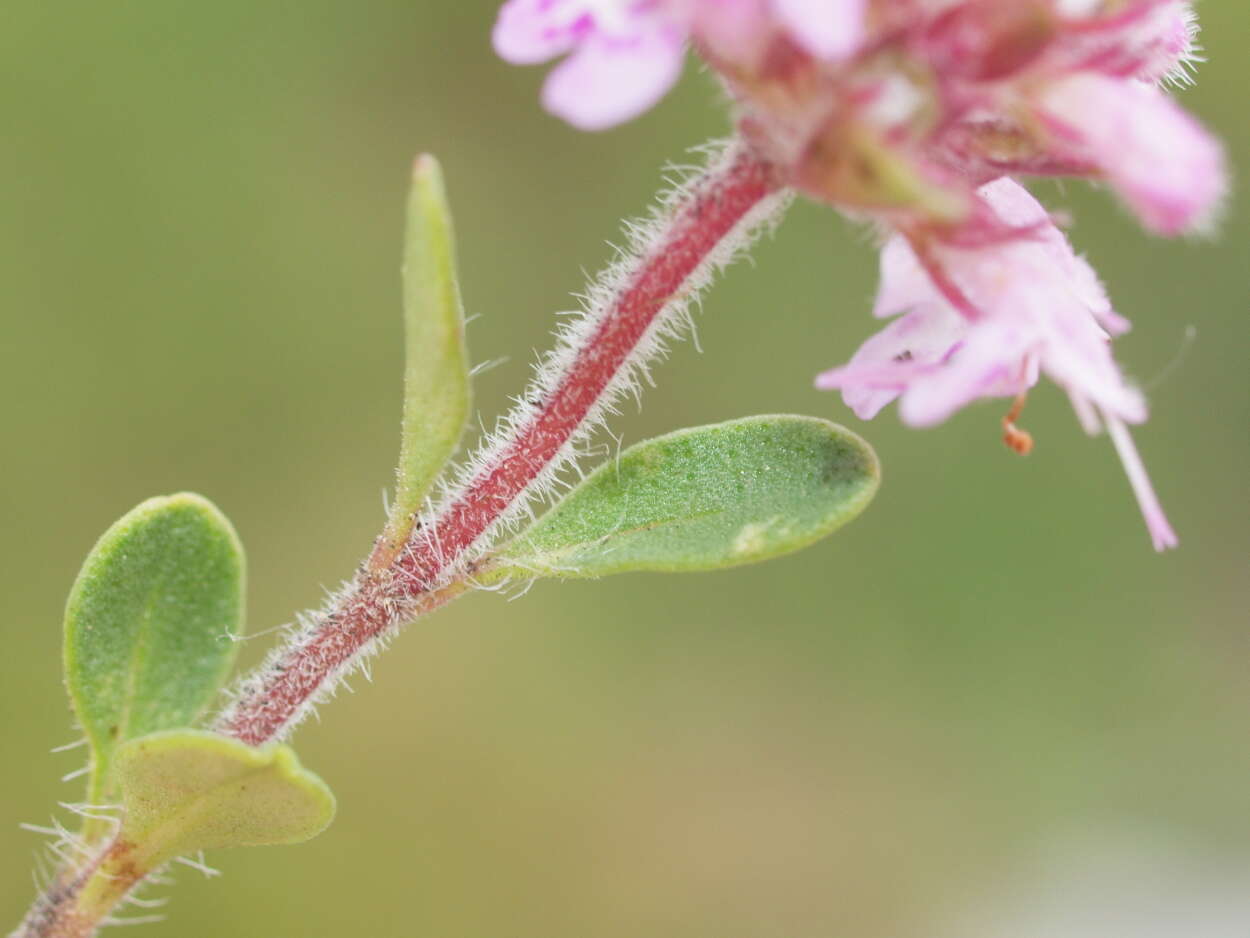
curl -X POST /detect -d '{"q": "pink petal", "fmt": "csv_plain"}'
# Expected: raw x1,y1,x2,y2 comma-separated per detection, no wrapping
770,0,866,60
541,28,687,130
815,306,967,419
1131,0,1201,83
896,317,1031,426
872,235,940,319
1029,295,1148,423
975,176,1050,228
691,0,771,65
1062,0,1200,85
493,0,588,64
1038,74,1227,235
1067,255,1131,336
815,369,900,421
976,179,1131,335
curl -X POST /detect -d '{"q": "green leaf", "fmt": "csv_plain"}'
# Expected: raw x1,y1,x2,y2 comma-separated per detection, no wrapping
489,415,879,579
113,730,335,869
63,493,244,802
382,154,471,555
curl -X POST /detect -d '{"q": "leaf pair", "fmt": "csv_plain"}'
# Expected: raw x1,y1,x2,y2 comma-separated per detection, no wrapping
63,494,333,856
385,160,880,582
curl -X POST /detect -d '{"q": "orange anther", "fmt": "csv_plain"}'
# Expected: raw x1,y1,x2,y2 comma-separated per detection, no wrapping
1002,391,1034,455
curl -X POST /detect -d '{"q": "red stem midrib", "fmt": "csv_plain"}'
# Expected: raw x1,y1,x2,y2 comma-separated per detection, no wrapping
221,147,778,746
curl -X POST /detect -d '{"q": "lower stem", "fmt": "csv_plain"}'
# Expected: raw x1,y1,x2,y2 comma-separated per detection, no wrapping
9,836,144,938
218,141,784,746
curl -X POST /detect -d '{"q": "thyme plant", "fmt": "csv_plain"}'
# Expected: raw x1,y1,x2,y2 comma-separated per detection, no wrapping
9,2,1227,935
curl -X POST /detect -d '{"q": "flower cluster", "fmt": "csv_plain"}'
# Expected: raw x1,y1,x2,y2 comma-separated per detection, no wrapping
813,177,1178,548
493,0,1227,549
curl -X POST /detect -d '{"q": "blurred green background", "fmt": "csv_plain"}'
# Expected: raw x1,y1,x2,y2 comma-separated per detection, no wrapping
2,3,1248,936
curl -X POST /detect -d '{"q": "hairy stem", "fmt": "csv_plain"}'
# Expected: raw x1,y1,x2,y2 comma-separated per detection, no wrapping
9,833,145,938
218,141,785,746
13,142,787,938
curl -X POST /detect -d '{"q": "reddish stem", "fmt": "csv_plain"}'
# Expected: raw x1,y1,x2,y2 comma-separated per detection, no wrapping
219,145,780,746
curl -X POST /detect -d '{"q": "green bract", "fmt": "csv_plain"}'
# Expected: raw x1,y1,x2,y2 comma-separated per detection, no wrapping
114,730,335,867
63,493,244,801
491,415,879,579
382,154,471,554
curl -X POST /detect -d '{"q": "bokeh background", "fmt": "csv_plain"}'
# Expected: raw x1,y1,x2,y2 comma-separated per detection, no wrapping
3,3,1248,936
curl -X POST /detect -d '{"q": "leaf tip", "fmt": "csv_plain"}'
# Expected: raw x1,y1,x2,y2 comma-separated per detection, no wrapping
411,152,444,185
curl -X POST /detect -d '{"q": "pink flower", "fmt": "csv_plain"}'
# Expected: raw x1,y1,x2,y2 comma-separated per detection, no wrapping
815,178,1178,550
494,1,1225,237
492,1,688,130
492,0,866,130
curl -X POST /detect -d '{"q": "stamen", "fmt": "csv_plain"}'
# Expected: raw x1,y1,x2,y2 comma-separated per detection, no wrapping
1105,414,1178,551
1002,391,1034,455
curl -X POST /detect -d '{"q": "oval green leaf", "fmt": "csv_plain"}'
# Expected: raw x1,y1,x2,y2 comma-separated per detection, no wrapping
113,730,335,869
489,415,879,579
63,493,244,802
381,154,471,556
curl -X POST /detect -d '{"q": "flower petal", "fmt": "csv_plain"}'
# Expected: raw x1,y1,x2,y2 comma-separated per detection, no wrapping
872,234,941,319
691,0,771,65
493,0,590,64
896,317,1031,426
1038,74,1226,235
1032,296,1147,424
1060,0,1200,85
770,0,866,61
977,179,1131,335
815,305,967,419
540,27,687,130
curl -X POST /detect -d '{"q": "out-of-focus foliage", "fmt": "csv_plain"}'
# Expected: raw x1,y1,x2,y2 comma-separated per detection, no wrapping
2,2,1247,936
